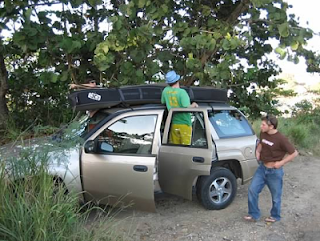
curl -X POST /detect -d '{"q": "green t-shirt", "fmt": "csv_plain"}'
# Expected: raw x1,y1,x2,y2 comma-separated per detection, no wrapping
161,86,191,126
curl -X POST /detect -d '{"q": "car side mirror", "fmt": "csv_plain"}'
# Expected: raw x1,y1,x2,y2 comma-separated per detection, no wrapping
100,142,114,153
84,140,97,153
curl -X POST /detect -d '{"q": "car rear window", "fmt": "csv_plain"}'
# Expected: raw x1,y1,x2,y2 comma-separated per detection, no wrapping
209,110,254,138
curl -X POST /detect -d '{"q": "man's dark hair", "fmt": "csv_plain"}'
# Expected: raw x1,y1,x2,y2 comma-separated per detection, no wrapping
168,80,179,86
86,78,96,84
262,115,278,129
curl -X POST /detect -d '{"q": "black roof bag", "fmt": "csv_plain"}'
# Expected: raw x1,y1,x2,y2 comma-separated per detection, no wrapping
68,84,227,111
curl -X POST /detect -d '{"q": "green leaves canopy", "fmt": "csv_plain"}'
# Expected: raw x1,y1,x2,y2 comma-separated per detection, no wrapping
0,0,318,128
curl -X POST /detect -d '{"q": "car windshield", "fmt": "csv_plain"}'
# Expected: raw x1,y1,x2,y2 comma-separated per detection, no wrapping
53,112,107,141
67,114,91,139
209,110,254,138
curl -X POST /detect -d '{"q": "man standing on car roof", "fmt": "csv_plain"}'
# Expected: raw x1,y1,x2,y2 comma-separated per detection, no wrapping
69,79,99,119
244,115,298,223
161,70,198,145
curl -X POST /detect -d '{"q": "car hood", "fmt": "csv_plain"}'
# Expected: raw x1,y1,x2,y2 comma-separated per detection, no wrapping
0,137,80,169
0,137,50,160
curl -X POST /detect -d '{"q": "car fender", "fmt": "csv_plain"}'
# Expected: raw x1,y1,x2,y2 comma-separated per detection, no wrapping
216,149,258,184
48,148,84,202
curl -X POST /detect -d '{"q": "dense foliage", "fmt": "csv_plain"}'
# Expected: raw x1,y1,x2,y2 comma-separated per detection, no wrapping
0,0,319,132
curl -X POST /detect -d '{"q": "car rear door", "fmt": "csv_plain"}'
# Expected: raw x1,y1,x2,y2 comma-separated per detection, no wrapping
81,109,163,212
158,107,214,200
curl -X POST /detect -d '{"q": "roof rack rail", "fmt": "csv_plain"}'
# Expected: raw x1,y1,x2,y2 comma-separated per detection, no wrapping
68,84,227,111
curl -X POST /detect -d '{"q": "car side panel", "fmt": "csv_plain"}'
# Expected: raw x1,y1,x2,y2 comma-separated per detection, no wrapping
213,135,258,182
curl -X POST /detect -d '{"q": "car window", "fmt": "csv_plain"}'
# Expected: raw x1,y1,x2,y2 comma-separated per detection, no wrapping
96,115,157,155
167,111,208,148
209,110,253,138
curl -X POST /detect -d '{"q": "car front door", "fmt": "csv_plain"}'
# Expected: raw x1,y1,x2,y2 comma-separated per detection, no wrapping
158,108,214,200
81,109,163,212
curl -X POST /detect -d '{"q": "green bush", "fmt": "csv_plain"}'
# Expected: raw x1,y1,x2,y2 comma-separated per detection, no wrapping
292,101,320,125
286,126,308,147
292,100,313,116
251,120,261,136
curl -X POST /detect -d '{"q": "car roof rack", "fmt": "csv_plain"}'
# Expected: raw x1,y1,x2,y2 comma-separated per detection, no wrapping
68,84,228,111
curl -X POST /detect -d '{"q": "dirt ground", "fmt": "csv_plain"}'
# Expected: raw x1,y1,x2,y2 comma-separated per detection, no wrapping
108,155,320,241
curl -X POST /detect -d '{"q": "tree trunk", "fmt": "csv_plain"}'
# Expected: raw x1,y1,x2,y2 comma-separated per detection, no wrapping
0,51,9,128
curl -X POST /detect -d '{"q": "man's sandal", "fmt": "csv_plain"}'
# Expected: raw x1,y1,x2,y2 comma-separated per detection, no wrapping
265,217,277,223
244,215,257,222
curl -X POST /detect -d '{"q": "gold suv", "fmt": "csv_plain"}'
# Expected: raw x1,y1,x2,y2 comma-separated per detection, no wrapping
78,102,258,212
1,86,258,212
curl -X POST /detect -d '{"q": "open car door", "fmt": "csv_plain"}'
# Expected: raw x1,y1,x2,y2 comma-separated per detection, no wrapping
158,107,214,200
81,110,163,212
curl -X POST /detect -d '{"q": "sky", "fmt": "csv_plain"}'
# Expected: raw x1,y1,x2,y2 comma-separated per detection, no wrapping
275,0,320,84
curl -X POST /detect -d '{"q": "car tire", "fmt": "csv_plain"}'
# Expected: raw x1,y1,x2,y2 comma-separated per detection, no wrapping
53,177,68,196
197,167,237,210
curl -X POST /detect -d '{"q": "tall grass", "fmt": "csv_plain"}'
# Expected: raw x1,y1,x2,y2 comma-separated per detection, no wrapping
0,144,126,241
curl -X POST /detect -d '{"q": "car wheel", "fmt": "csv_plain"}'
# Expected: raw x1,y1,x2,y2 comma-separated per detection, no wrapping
53,177,68,196
197,167,237,210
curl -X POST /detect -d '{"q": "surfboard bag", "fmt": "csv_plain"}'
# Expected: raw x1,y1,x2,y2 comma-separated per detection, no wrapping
68,84,228,111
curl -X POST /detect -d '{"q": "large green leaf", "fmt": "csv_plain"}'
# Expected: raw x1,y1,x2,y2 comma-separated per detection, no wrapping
222,39,230,50
251,0,263,8
278,22,289,37
24,8,32,21
275,47,286,59
51,73,59,83
230,39,239,50
26,27,37,37
137,0,146,8
88,0,103,7
290,41,299,51
60,71,69,82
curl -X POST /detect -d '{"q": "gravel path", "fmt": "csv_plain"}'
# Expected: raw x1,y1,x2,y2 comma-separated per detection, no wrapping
101,155,320,241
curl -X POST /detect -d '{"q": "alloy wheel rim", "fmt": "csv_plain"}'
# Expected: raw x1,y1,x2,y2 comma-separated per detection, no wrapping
208,177,232,204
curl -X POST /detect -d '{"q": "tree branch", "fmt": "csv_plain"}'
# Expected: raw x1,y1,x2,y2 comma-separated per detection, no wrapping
67,54,77,84
226,0,251,25
184,0,252,86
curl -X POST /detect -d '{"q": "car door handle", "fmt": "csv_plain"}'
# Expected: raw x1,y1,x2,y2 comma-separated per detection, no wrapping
193,157,205,163
133,165,148,172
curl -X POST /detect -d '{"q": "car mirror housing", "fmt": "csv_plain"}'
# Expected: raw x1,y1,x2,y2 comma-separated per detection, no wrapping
84,140,96,153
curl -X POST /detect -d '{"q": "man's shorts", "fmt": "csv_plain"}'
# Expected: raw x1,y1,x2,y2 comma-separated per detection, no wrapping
169,124,192,145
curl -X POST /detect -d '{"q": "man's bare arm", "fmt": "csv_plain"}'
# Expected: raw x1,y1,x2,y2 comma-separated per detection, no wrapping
274,150,299,169
69,83,97,89
256,143,262,160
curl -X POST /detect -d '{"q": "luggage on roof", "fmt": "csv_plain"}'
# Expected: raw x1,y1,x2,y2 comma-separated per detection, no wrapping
68,84,227,111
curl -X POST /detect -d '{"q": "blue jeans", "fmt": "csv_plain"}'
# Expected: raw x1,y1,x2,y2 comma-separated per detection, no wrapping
248,163,284,221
